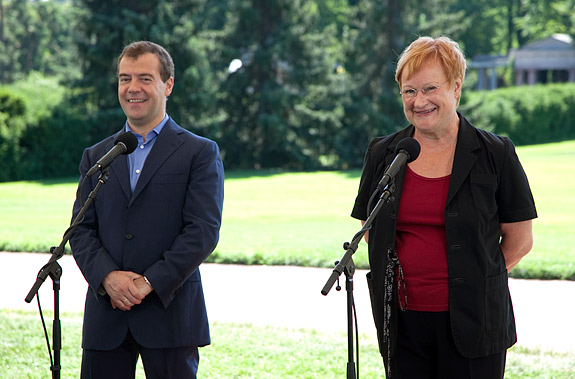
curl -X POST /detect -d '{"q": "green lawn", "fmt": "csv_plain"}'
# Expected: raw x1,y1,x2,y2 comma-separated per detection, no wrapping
0,140,574,279
1,141,574,377
509,140,575,279
1,309,574,378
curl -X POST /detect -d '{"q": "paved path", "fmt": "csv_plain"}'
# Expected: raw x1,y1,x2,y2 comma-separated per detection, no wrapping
2,252,574,353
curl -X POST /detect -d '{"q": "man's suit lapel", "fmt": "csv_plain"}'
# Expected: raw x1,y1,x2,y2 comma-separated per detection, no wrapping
130,120,183,205
106,131,133,202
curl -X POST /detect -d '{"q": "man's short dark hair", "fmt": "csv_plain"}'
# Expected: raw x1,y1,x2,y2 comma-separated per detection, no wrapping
118,41,175,82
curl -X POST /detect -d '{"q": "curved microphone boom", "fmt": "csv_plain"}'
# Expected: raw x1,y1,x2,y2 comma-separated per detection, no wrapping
377,137,421,191
86,132,138,176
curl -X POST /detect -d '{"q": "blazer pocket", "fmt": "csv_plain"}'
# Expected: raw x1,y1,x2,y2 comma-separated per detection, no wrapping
484,270,510,335
470,174,498,215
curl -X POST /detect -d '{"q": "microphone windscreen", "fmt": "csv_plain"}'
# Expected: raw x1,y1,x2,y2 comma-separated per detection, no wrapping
395,137,421,163
115,132,138,154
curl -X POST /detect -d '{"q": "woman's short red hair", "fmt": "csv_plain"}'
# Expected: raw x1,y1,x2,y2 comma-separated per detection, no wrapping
395,36,467,88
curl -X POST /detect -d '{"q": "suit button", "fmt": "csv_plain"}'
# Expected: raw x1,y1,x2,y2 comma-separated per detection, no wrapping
125,234,134,240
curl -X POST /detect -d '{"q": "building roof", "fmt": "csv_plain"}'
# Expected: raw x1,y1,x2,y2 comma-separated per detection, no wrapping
517,33,573,51
513,34,575,70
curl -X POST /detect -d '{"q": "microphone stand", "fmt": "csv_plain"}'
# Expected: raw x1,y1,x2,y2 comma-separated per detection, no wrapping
25,167,110,379
321,181,397,379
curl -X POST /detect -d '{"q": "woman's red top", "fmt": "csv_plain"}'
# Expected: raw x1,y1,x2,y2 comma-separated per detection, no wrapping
395,166,451,311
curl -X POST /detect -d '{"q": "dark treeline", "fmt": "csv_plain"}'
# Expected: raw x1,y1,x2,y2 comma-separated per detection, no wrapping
0,0,574,181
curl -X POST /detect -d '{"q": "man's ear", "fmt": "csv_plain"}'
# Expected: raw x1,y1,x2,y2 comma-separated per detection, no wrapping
165,77,174,97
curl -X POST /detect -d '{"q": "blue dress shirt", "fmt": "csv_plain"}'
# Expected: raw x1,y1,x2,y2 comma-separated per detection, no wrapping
125,115,169,192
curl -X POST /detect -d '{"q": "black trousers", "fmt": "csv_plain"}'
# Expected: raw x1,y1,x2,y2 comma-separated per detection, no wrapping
388,310,506,379
81,331,199,379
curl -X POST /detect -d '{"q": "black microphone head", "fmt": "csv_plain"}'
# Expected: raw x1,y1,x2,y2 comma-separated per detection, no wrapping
395,137,421,163
115,132,138,154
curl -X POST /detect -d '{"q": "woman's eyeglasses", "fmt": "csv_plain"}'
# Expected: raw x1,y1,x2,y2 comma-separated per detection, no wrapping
399,81,449,98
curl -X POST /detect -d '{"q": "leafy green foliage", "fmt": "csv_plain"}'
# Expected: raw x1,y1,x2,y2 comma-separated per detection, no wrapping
213,0,346,169
3,0,575,178
0,0,80,83
460,83,575,145
0,74,87,181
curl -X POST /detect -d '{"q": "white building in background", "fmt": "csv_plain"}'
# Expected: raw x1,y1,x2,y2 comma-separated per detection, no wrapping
469,33,575,90
513,34,575,86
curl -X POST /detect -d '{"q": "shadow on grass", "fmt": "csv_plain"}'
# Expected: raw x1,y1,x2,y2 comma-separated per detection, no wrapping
24,170,362,183
25,170,362,184
223,169,362,180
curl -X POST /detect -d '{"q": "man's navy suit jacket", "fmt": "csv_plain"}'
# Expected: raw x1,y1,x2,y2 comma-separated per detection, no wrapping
70,118,224,350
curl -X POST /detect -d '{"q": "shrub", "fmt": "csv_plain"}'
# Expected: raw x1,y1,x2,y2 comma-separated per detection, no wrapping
0,73,89,181
0,90,27,181
460,83,575,145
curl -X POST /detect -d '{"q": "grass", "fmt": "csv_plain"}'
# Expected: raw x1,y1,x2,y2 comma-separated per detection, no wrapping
1,309,574,378
507,140,575,279
1,142,573,377
0,141,574,279
213,170,362,267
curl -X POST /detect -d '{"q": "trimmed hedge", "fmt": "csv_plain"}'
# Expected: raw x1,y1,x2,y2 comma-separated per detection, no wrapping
460,83,575,145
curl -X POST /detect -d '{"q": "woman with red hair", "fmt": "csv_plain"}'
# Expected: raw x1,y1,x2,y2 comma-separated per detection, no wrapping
352,36,537,378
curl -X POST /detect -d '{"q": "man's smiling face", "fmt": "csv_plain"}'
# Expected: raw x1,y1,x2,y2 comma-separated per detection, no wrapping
118,52,173,131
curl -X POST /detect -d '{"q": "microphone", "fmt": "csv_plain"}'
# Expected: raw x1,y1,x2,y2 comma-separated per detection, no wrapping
377,137,421,191
86,132,138,176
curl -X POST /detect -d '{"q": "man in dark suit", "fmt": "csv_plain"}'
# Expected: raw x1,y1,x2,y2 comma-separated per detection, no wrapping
70,41,224,379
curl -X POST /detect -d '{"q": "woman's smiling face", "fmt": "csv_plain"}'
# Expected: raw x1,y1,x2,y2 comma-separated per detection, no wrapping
400,57,461,137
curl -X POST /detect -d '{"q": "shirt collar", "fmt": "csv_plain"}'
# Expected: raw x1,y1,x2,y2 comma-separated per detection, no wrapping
124,114,169,141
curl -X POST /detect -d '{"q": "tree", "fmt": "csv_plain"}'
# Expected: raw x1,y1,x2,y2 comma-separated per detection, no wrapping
75,0,219,141
336,0,412,167
514,0,575,42
0,0,79,83
5,0,574,178
214,0,346,169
